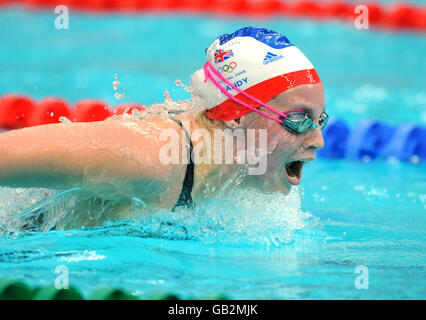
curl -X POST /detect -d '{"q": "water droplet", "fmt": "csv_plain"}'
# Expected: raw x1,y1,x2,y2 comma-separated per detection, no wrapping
50,112,55,117
387,156,399,164
361,155,371,163
131,108,140,117
410,155,419,164
175,79,190,92
114,74,118,79
112,80,120,90
163,90,173,103
59,116,71,123
114,92,125,100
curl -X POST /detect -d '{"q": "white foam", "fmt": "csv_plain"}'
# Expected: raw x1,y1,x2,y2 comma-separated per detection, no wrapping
137,186,317,247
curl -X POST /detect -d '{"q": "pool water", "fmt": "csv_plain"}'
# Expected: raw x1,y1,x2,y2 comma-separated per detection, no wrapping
0,6,425,299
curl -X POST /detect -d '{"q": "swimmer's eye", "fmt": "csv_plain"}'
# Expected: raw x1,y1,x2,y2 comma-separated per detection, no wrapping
286,112,308,121
319,112,329,129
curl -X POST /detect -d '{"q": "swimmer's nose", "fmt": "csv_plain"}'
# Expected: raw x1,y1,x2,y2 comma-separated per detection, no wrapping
303,127,325,151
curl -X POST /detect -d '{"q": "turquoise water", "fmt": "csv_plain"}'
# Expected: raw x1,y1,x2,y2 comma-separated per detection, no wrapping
0,7,425,299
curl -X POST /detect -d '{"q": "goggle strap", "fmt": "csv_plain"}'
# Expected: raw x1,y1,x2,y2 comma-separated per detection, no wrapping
206,61,288,117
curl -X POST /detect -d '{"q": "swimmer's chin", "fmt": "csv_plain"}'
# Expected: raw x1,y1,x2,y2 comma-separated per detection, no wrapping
280,182,292,195
267,178,291,195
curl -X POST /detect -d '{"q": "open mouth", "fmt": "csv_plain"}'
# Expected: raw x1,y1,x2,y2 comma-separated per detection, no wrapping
284,160,304,185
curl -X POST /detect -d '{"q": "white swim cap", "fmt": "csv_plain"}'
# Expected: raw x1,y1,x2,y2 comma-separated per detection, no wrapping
190,26,321,121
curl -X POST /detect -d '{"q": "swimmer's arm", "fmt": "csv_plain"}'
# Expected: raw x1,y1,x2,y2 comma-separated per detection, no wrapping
0,118,186,205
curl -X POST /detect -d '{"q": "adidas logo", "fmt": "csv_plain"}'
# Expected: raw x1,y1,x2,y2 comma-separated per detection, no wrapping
263,52,284,65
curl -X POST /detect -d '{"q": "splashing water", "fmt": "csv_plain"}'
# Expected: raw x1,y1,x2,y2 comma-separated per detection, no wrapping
175,79,191,93
0,182,318,247
135,186,318,247
108,77,198,123
112,74,126,100
112,80,120,91
163,90,173,103
114,92,125,100
116,91,195,123
59,116,71,123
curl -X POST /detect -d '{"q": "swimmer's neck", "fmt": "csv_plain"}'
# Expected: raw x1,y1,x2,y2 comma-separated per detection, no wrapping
172,113,266,199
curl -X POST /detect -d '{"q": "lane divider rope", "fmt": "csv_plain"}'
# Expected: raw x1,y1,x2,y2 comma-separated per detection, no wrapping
1,93,425,163
0,277,215,299
0,0,425,32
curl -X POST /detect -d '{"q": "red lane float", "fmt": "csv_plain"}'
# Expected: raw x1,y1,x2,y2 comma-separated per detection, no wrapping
322,1,354,20
287,0,322,18
0,95,36,130
384,4,424,30
28,97,72,126
74,100,112,122
244,0,287,17
0,95,141,129
362,2,383,25
2,1,423,32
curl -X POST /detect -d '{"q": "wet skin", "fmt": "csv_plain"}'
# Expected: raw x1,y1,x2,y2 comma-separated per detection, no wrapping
189,82,326,198
0,83,325,228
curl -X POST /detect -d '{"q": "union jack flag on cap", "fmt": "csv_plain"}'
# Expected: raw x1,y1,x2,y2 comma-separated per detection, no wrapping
214,49,234,64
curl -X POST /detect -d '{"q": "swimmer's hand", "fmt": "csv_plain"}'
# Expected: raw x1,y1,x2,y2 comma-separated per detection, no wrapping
0,118,187,208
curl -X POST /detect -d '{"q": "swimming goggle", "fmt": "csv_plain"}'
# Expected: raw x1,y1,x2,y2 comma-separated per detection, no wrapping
203,61,328,134
281,110,328,134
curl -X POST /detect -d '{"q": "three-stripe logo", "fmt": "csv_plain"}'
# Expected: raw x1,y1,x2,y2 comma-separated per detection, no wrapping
263,52,284,65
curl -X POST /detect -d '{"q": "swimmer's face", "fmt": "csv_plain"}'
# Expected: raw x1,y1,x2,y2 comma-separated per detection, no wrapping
248,82,325,194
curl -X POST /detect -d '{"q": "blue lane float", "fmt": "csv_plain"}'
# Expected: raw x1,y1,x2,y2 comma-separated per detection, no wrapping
317,118,350,159
379,124,426,162
345,120,396,161
318,118,426,163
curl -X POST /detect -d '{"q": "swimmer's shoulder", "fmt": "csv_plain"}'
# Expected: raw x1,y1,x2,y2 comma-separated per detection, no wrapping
105,113,185,134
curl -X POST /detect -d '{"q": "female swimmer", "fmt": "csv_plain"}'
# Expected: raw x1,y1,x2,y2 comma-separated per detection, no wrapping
0,27,327,228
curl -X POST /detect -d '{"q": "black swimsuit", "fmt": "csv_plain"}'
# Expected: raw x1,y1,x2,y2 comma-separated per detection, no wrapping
172,119,194,211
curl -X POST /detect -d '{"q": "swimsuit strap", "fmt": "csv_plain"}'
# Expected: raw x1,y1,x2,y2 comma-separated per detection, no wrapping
172,119,194,211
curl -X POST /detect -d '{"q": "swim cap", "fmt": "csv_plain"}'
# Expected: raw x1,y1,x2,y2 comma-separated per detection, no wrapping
190,27,321,121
